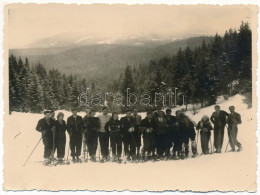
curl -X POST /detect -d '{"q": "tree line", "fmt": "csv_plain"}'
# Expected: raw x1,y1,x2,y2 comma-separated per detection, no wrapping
9,22,252,114
8,55,99,113
108,22,252,112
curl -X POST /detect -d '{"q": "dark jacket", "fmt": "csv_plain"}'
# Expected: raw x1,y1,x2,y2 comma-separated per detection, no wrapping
52,120,67,134
36,117,55,136
67,115,84,134
105,119,122,135
180,119,196,141
227,112,242,127
154,117,168,134
132,114,142,126
165,115,177,132
85,116,100,136
140,117,157,135
120,116,135,136
196,120,213,135
210,110,228,127
175,113,186,132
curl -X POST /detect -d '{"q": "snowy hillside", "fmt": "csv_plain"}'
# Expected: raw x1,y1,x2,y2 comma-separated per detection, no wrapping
3,94,256,191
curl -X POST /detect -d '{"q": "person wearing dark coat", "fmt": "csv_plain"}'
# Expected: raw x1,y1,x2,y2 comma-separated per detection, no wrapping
140,111,157,159
196,115,213,154
180,115,196,158
210,105,229,153
67,108,84,162
36,110,55,163
84,110,100,161
227,106,242,152
165,109,176,158
120,109,136,161
105,112,123,161
132,109,142,158
154,111,168,159
51,112,68,163
173,110,184,159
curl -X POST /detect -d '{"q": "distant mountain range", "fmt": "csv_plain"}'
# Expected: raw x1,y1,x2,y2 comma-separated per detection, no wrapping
10,35,213,85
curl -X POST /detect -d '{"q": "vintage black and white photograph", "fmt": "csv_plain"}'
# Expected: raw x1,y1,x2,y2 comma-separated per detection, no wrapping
3,3,257,192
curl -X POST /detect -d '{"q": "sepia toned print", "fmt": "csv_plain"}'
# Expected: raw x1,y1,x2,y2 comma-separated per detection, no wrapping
3,4,258,191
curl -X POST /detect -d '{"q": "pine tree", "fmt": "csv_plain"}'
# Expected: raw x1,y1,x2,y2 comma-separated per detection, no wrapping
29,67,44,113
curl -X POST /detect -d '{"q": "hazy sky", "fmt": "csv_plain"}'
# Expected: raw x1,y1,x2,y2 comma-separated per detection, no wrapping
6,4,253,48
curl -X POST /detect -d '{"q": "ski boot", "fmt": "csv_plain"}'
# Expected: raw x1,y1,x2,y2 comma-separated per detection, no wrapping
100,156,106,163
72,156,77,163
91,155,97,162
237,146,242,152
76,156,82,163
43,159,52,166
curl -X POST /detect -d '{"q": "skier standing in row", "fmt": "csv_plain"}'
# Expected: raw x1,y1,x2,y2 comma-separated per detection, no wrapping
84,110,100,162
121,109,136,161
132,108,142,159
154,111,168,159
51,112,68,164
165,109,176,158
105,112,123,162
98,107,111,162
227,106,242,152
36,110,55,165
196,115,213,155
67,108,84,162
210,105,229,153
140,111,157,160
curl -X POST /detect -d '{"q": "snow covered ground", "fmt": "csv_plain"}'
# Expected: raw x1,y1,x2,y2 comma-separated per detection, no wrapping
3,94,256,191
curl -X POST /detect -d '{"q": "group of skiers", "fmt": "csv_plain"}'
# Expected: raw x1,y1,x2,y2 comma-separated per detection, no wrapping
35,105,242,165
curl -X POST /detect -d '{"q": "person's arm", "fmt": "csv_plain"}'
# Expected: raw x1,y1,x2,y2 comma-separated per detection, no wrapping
210,113,215,124
196,121,200,130
236,113,242,124
51,123,56,132
36,120,42,132
104,120,110,132
189,124,196,141
208,121,213,130
67,118,72,135
64,121,69,134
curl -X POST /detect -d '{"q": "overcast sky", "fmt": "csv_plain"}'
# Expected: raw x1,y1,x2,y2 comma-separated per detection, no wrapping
6,4,253,48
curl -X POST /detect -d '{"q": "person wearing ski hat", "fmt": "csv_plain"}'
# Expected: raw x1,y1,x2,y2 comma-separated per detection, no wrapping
120,108,136,161
210,105,229,153
97,106,111,162
140,111,157,161
67,108,84,162
196,115,213,155
51,112,68,164
36,110,55,165
227,106,242,152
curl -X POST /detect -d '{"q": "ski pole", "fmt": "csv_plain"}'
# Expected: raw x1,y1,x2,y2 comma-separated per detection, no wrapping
82,133,86,162
196,130,199,153
209,134,213,154
66,141,70,162
98,137,101,162
23,136,43,167
225,141,229,153
52,129,56,165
